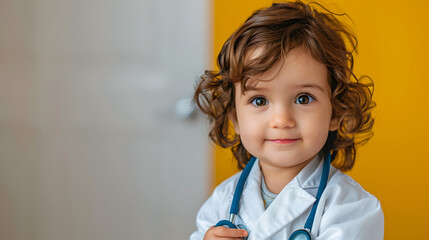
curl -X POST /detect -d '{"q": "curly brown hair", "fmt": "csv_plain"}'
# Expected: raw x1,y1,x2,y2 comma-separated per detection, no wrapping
194,1,375,171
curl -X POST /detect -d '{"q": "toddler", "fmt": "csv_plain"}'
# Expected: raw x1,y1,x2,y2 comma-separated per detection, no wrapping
190,1,384,239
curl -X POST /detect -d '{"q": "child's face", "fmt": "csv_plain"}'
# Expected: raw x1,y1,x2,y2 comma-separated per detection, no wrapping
231,47,338,171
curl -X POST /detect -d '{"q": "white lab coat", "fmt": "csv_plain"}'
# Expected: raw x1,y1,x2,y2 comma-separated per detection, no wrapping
190,154,384,240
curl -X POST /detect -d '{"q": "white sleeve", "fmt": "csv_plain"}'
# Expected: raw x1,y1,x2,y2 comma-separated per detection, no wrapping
189,186,224,240
316,195,384,240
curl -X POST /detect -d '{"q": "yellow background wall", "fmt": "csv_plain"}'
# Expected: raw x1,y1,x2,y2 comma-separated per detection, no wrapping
210,1,429,239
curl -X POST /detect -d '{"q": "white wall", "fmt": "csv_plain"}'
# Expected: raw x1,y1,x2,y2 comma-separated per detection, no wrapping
0,0,210,239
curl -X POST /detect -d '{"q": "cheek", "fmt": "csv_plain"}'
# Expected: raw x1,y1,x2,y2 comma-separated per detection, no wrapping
237,117,264,150
235,108,260,135
300,121,330,154
238,120,261,140
300,109,332,142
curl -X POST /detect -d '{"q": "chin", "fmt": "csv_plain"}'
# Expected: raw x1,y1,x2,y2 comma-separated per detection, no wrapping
260,155,310,168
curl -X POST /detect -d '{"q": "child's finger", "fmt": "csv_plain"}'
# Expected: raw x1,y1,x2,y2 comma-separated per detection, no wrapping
212,226,248,238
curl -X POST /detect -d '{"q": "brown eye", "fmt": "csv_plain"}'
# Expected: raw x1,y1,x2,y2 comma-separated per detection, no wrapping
296,95,314,104
251,97,268,106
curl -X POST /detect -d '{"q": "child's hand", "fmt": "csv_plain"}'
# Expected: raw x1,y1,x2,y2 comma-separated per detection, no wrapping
203,226,248,239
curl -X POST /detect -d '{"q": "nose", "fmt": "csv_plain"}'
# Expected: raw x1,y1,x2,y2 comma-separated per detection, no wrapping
269,105,296,129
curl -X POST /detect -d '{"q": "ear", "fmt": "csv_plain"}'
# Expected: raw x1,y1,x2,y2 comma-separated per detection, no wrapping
228,108,240,135
329,117,340,131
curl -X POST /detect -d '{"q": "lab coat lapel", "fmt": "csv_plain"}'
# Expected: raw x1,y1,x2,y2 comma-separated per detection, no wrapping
237,159,265,232
246,154,323,240
249,179,315,240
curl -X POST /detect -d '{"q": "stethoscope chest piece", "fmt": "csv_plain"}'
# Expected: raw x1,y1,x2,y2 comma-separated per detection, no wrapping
289,229,312,240
215,219,248,240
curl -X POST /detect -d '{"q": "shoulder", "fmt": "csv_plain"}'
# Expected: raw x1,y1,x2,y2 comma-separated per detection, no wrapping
325,168,381,205
191,171,244,239
316,168,384,239
211,171,243,201
197,170,243,218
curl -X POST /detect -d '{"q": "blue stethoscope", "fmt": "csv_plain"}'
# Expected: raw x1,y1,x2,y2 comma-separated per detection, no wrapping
215,152,332,240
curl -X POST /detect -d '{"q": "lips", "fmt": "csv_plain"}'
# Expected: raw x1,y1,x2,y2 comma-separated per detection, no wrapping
267,138,300,144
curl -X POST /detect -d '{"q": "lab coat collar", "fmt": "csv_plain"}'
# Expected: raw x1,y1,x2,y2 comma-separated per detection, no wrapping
240,153,325,240
296,151,324,189
237,157,265,232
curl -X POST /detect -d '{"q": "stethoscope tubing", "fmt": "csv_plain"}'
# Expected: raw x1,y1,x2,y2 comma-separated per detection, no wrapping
230,156,257,216
215,156,257,229
303,152,331,230
215,151,333,240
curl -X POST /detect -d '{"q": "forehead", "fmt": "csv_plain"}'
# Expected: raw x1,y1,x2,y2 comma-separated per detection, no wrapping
241,47,329,92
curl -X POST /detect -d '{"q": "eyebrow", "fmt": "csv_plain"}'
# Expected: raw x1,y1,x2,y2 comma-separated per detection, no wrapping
243,85,267,92
298,84,326,92
243,83,326,93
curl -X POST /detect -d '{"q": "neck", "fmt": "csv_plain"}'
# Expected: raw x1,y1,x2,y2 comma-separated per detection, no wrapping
259,159,312,194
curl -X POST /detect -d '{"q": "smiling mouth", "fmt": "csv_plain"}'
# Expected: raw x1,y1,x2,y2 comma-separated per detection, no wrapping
267,139,300,144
